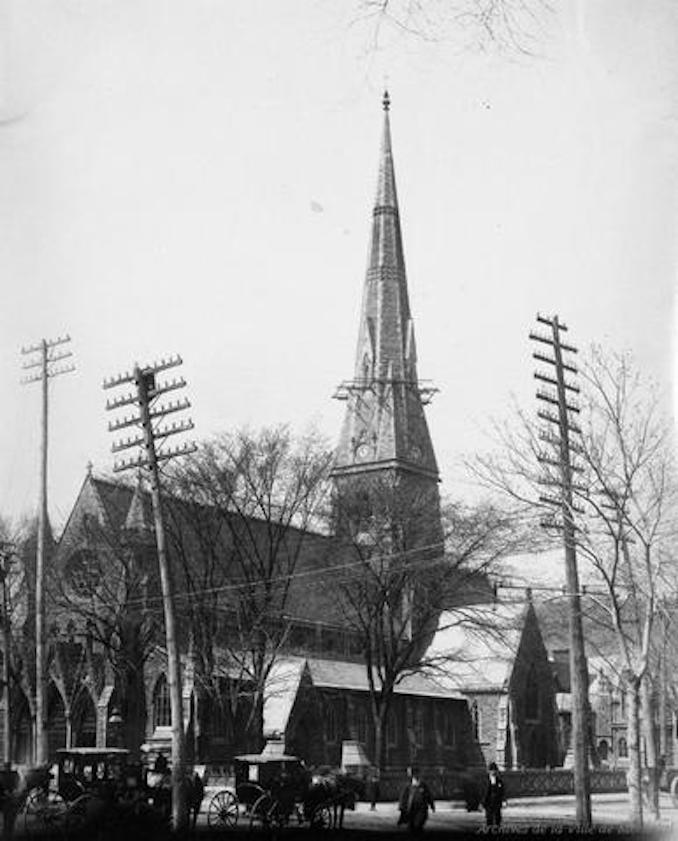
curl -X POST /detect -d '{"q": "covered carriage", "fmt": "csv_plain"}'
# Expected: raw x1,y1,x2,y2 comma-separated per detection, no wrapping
206,751,360,831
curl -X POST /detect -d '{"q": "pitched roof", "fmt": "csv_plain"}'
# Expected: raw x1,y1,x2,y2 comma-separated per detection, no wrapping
62,473,345,627
425,600,530,693
263,659,307,737
91,476,139,532
306,657,465,700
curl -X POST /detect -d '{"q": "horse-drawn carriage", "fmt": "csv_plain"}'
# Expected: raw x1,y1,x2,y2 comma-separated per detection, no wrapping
12,747,202,838
206,751,362,832
18,748,154,837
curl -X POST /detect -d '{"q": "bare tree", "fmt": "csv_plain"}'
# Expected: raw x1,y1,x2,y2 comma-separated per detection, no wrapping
570,349,678,824
165,425,333,748
471,347,677,825
0,516,31,764
51,509,157,754
353,0,554,55
332,473,523,772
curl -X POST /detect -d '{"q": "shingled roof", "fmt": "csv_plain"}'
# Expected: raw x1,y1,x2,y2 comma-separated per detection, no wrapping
58,472,348,627
306,657,465,700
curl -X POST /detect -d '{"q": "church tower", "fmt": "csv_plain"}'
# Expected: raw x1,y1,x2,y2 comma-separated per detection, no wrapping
332,92,442,545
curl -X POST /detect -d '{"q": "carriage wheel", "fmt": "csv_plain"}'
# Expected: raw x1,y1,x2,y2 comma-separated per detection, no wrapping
249,793,283,831
65,793,96,837
207,790,239,829
22,788,68,837
310,804,333,830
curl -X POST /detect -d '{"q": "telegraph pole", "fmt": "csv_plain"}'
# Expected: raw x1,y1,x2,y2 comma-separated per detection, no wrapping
103,356,195,833
530,313,591,828
21,335,74,765
0,542,15,766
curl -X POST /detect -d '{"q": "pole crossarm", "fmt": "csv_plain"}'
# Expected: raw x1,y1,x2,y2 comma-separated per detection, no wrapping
537,410,582,435
537,453,584,473
534,371,580,393
536,313,569,331
532,351,578,375
21,334,71,355
103,355,184,391
105,392,138,411
529,331,578,354
536,388,580,413
538,430,583,454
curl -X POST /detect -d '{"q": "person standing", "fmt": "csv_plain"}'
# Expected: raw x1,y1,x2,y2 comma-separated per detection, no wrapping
397,766,435,834
368,765,381,810
483,762,505,828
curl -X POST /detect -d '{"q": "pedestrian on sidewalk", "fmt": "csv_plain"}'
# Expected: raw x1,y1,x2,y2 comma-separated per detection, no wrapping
483,762,505,828
368,765,381,810
397,766,435,834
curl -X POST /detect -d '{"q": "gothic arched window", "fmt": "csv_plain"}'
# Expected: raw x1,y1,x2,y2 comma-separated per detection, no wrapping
471,700,482,742
152,675,171,728
414,707,424,747
618,737,628,758
356,707,368,744
387,708,399,746
525,665,540,721
326,703,338,744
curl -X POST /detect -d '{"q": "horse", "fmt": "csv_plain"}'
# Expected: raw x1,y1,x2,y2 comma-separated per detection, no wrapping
145,769,205,830
305,767,364,829
0,765,53,840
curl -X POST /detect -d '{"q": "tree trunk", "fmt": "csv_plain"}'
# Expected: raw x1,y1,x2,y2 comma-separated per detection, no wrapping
640,676,659,820
373,708,386,770
626,675,643,826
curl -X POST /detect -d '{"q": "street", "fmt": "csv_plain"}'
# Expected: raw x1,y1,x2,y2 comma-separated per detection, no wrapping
196,790,676,839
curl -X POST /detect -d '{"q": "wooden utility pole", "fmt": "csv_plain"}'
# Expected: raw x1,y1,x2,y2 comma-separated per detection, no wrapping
531,313,592,828
0,542,15,766
104,356,196,833
21,335,74,765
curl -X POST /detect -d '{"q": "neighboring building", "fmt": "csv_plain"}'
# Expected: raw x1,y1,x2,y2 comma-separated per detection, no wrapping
430,596,561,770
537,598,678,769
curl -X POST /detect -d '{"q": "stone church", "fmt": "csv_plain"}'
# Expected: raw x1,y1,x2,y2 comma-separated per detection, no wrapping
1,95,563,784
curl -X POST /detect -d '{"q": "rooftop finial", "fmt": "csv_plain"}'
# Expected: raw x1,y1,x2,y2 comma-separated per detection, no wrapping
382,89,390,112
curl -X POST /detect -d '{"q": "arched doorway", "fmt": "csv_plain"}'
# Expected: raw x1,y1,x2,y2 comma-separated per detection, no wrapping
71,688,97,747
47,683,67,759
11,688,32,764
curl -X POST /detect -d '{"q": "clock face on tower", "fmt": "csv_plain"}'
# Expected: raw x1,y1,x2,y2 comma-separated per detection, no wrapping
354,442,371,462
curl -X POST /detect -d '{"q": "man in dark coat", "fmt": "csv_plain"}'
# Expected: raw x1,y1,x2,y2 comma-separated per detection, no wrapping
483,762,505,828
397,766,435,834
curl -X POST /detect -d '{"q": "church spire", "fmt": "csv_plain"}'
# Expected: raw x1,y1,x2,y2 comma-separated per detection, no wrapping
332,94,439,482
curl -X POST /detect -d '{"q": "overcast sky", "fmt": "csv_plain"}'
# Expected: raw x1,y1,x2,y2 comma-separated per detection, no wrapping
1,0,676,569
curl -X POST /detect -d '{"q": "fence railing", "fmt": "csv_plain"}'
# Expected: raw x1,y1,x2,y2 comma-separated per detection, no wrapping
502,768,627,798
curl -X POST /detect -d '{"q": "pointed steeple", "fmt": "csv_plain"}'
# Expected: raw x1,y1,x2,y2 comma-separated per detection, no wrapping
332,94,439,482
